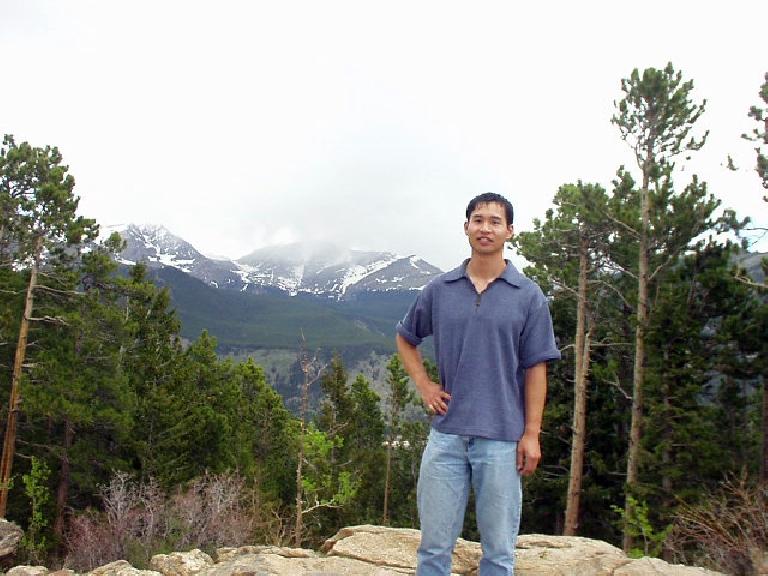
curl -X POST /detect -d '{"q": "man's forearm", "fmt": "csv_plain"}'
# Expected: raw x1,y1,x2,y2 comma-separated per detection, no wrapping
395,333,430,387
523,362,547,435
396,333,451,414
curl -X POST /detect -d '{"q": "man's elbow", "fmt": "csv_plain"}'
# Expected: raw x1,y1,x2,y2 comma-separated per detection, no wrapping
395,332,416,354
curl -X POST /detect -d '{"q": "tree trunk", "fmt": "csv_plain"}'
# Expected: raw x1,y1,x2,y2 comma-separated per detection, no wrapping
54,419,74,537
0,239,41,516
762,379,767,486
383,437,392,525
625,163,651,553
564,236,590,536
660,348,674,561
294,345,311,548
294,439,303,547
294,390,307,547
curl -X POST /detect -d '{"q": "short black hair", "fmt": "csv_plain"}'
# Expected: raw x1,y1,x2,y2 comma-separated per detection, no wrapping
465,193,514,225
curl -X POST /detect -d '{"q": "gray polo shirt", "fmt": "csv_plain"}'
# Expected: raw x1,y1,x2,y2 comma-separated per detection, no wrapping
396,260,560,441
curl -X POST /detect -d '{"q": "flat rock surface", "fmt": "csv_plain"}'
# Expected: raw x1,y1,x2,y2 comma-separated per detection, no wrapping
4,525,727,576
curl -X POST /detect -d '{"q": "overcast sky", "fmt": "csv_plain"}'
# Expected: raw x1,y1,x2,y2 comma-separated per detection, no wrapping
1,1,766,271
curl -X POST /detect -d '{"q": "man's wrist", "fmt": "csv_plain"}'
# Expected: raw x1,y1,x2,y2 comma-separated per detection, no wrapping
413,375,433,391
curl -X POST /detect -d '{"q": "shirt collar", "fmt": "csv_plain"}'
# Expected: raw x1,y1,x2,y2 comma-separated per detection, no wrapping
444,259,523,287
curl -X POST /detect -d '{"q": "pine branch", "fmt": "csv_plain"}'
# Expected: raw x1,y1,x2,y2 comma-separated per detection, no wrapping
27,315,69,326
608,376,632,401
594,278,635,310
589,340,634,348
733,271,767,291
649,251,680,282
303,497,343,514
601,261,638,282
601,211,641,239
34,284,83,297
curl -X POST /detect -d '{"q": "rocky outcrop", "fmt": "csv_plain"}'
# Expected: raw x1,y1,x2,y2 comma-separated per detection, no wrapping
5,525,727,576
5,567,50,576
88,561,161,576
149,550,213,576
0,518,23,560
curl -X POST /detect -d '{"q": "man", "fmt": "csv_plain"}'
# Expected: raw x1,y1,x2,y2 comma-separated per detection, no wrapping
395,193,560,575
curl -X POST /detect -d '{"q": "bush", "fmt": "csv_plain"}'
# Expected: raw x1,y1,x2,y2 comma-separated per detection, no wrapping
64,471,264,571
668,475,767,576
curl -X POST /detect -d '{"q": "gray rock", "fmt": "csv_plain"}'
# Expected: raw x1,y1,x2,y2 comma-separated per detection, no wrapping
215,547,316,563
205,552,411,575
88,560,162,576
321,524,476,573
515,533,629,575
0,519,23,559
149,550,214,576
6,566,49,576
615,557,725,576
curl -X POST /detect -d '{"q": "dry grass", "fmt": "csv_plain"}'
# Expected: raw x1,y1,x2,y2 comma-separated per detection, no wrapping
63,471,271,571
668,475,767,576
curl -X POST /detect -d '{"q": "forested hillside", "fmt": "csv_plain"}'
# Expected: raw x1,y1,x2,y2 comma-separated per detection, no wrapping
1,66,766,575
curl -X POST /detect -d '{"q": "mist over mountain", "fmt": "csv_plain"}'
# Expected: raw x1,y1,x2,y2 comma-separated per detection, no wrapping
108,224,441,299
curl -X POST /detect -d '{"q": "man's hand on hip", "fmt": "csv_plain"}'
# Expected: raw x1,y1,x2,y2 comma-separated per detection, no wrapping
417,379,451,415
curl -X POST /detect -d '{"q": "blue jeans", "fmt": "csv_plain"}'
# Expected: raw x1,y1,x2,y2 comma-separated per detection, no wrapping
416,428,522,576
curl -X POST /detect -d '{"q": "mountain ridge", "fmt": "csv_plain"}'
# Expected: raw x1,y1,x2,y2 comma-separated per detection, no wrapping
107,224,441,299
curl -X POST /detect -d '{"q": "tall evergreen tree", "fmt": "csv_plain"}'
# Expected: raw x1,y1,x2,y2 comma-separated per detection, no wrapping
0,135,97,516
740,72,768,483
119,263,184,483
743,72,768,200
346,373,385,522
515,181,612,535
639,243,765,557
236,358,296,504
611,64,717,551
382,354,414,525
22,234,133,538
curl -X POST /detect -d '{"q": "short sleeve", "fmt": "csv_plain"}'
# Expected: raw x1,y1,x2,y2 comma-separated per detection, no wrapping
396,283,435,346
519,287,560,368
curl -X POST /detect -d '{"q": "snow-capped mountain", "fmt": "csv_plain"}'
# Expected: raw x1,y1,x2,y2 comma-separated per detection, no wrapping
106,224,441,298
106,224,245,289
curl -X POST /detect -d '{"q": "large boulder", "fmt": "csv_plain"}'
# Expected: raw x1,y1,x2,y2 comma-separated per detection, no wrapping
5,567,49,576
514,534,629,575
321,524,479,573
0,518,24,560
88,560,162,576
319,525,726,576
149,550,214,576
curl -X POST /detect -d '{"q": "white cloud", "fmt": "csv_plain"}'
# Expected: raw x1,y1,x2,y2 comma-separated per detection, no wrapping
1,0,766,270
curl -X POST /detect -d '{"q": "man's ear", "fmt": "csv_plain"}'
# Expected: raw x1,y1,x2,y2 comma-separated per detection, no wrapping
506,225,514,241
464,221,469,235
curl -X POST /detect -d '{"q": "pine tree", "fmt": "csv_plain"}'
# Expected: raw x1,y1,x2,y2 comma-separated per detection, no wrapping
22,234,133,538
639,243,765,557
515,181,612,535
0,135,97,516
743,72,768,200
118,263,184,483
611,64,718,551
382,354,414,525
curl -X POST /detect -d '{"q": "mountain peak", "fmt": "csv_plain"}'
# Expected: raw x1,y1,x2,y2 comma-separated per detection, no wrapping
113,224,441,299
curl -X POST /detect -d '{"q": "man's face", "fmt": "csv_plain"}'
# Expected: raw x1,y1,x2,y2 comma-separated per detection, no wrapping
464,202,513,255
